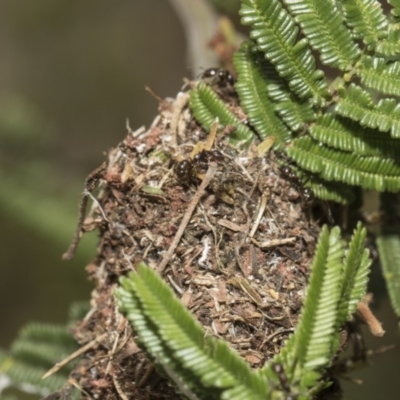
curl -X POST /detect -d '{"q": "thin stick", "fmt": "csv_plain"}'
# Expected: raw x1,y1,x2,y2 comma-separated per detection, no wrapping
357,301,385,337
251,237,296,248
157,163,217,273
112,375,130,400
42,333,107,379
249,194,267,238
62,162,107,260
170,91,190,145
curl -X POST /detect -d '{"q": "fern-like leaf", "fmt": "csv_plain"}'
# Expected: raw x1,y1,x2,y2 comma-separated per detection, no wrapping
10,340,76,372
284,0,360,69
239,0,328,102
270,86,315,132
116,263,268,400
261,224,371,393
189,81,254,145
377,233,400,318
18,323,77,349
305,176,356,204
376,192,400,318
288,136,400,192
309,114,400,158
296,226,344,372
337,222,371,325
376,25,400,56
0,350,67,394
0,321,79,398
233,41,292,144
336,84,400,138
389,0,400,18
358,56,400,97
341,0,388,48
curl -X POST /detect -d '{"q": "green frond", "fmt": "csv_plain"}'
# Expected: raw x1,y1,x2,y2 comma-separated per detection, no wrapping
19,322,77,349
336,84,400,138
284,0,360,69
341,0,388,48
189,81,254,145
389,0,400,18
288,136,400,191
309,114,400,157
377,233,400,317
337,222,370,324
116,263,268,400
261,225,371,394
10,340,76,373
0,350,67,394
358,56,400,97
376,192,400,318
233,41,292,144
239,0,328,102
375,25,400,56
305,178,356,205
262,227,344,387
296,226,344,371
117,276,205,397
273,92,315,132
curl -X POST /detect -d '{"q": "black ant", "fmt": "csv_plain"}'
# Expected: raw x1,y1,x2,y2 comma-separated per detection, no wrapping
279,164,315,204
201,68,235,87
174,150,224,182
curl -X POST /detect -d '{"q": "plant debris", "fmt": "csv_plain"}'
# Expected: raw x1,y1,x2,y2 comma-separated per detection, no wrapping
64,81,323,399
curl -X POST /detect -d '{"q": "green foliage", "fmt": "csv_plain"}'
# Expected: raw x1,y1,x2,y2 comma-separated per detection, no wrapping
189,81,254,145
287,136,400,191
233,42,292,144
117,225,371,399
189,0,400,202
0,322,79,399
341,0,388,47
260,224,370,395
377,192,400,319
116,263,268,400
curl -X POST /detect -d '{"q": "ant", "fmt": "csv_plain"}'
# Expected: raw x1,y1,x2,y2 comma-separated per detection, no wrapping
174,150,224,182
279,164,315,204
201,68,236,87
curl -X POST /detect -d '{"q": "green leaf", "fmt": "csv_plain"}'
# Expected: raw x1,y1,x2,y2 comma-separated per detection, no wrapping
0,350,67,394
261,224,371,394
376,25,400,56
377,232,400,317
239,0,328,102
389,0,400,18
233,41,292,144
288,136,400,192
284,0,360,69
358,56,400,97
377,192,400,318
297,226,344,371
189,81,254,145
116,264,268,400
337,222,370,324
341,0,388,48
336,84,400,138
309,114,400,158
271,86,316,132
11,340,76,372
0,322,80,398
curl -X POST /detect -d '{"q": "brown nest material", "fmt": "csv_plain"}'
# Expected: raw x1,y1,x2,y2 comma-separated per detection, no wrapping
66,83,322,399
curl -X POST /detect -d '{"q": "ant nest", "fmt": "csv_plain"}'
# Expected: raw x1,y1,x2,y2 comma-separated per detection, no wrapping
71,83,322,399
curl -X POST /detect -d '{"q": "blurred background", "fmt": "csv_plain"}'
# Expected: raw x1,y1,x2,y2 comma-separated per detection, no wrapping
0,1,399,399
